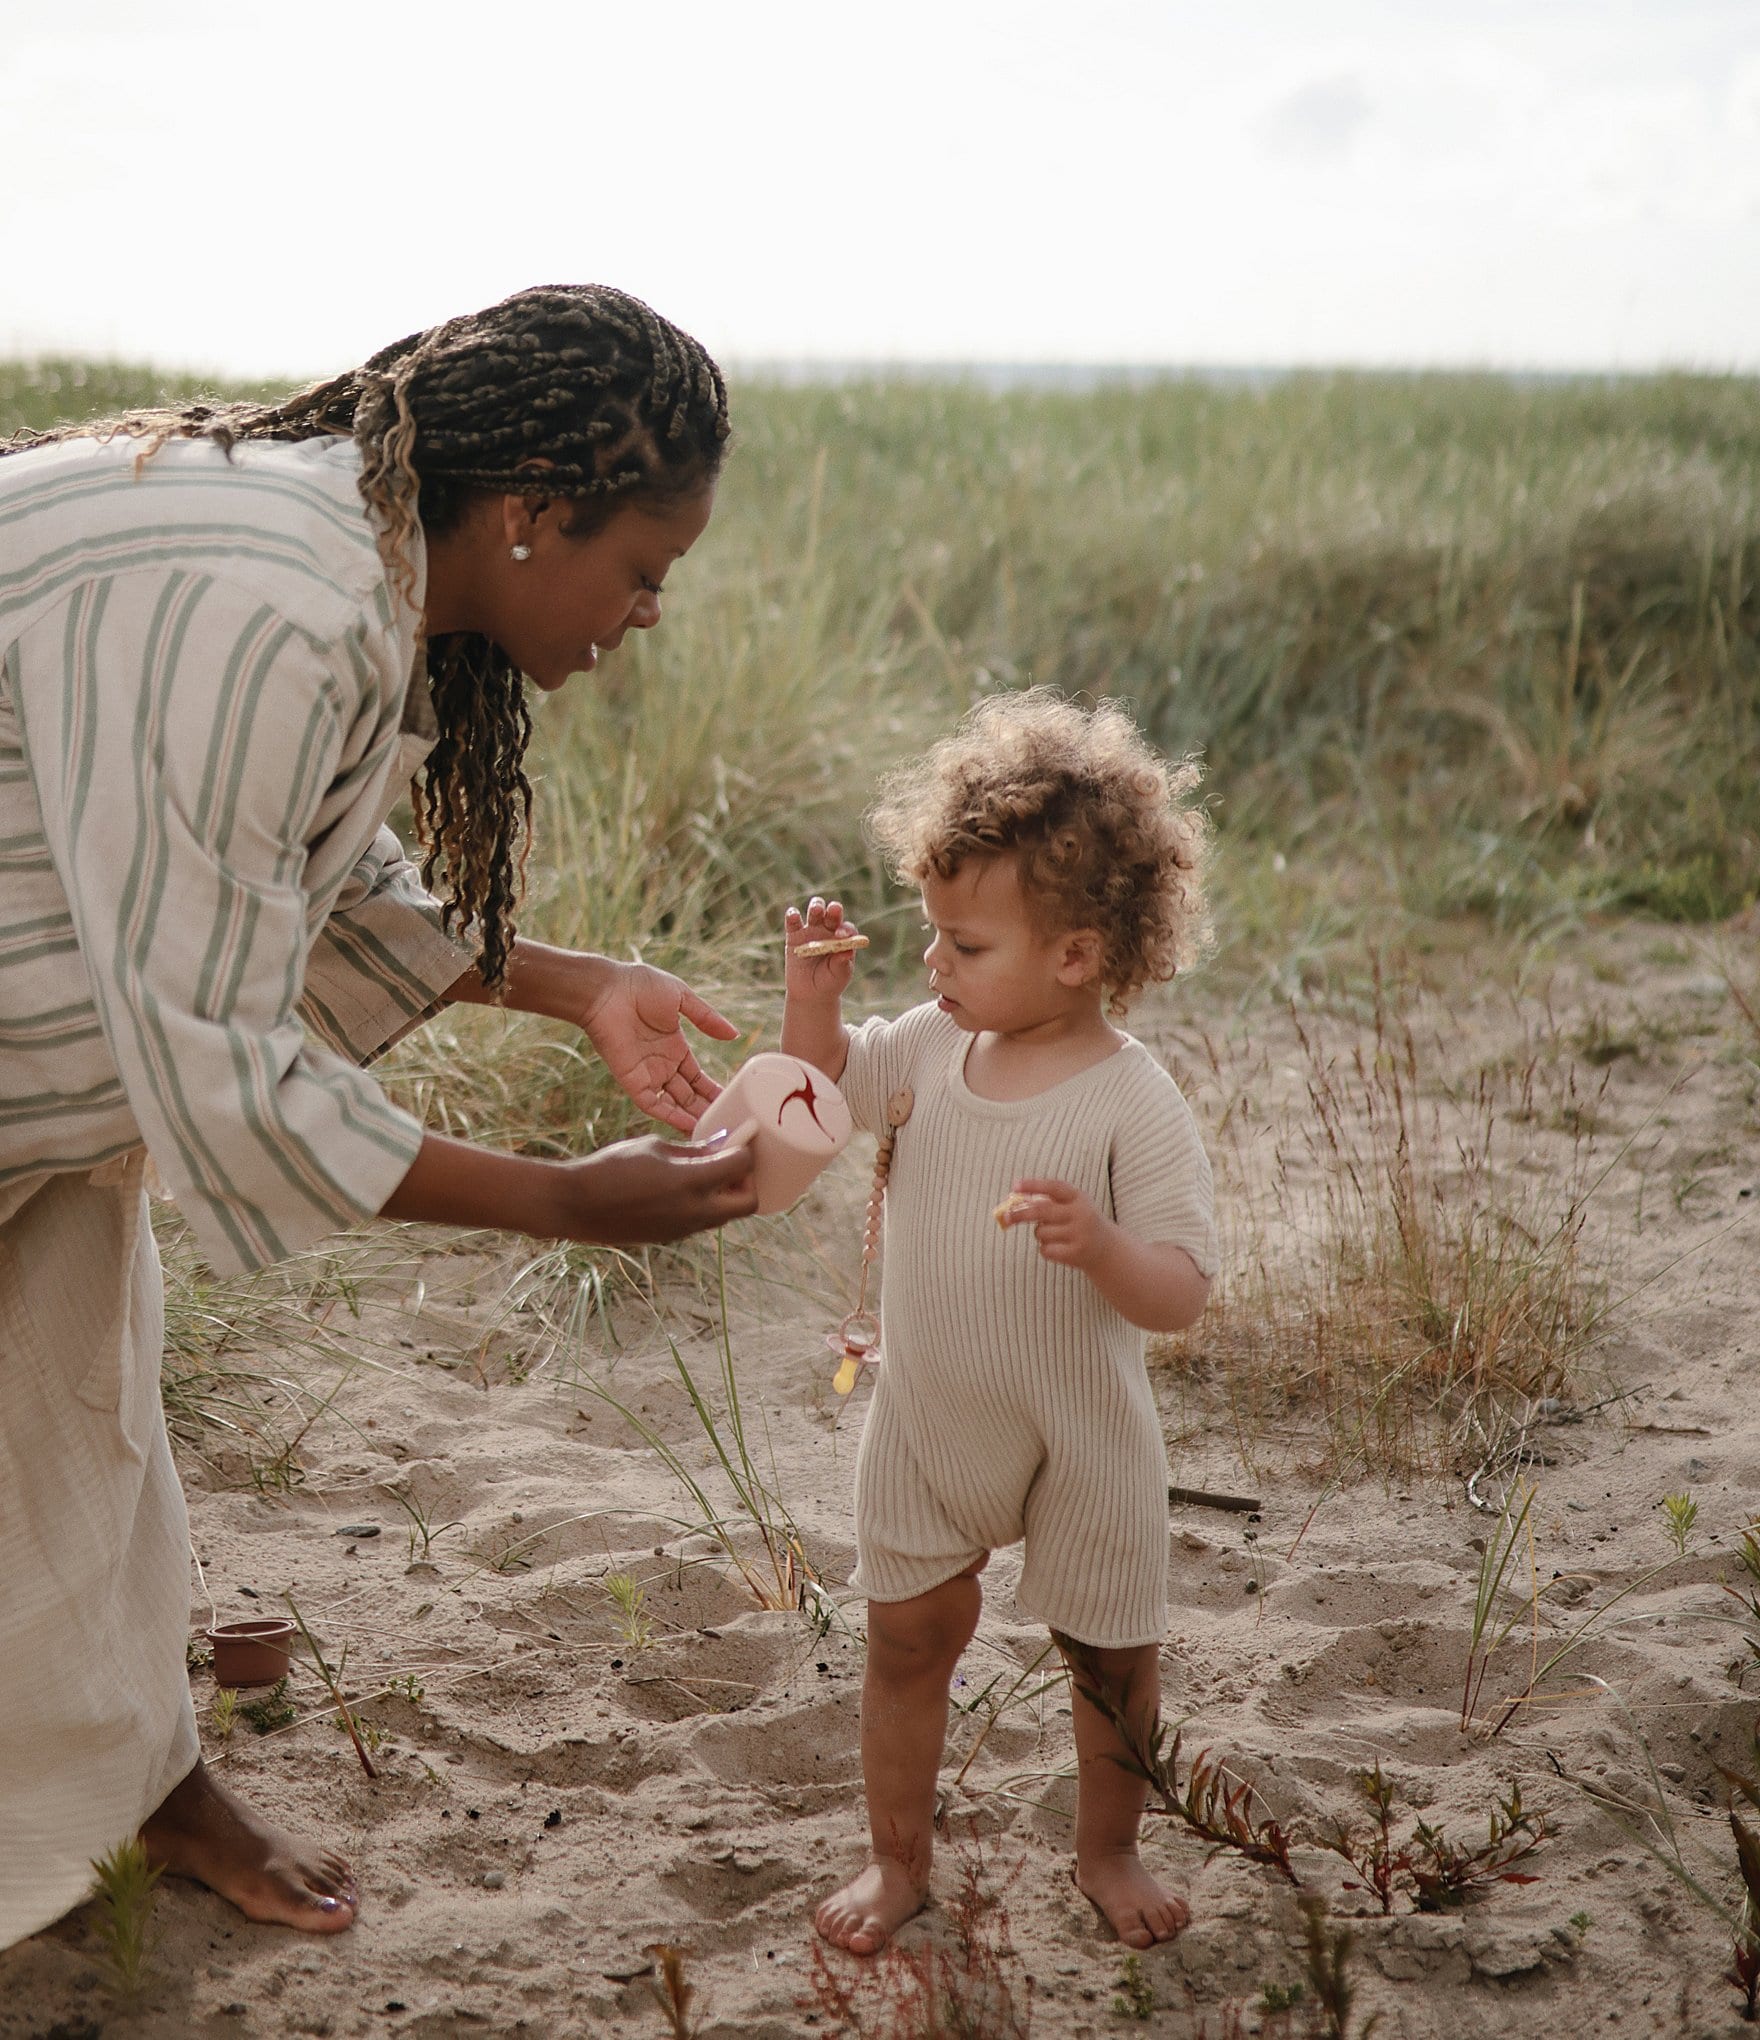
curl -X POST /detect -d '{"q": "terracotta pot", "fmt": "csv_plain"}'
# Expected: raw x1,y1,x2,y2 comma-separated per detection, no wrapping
695,1053,852,1213
206,1618,295,1688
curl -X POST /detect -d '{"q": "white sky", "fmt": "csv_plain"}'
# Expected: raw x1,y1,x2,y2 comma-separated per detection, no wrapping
2,0,1756,378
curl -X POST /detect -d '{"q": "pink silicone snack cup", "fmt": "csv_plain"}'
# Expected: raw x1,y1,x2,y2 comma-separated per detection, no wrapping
696,1053,852,1214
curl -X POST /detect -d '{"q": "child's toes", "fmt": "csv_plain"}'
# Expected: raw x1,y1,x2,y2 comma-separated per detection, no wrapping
1145,1892,1190,1943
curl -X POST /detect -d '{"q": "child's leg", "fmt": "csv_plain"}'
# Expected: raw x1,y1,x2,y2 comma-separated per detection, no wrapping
814,1563,984,1955
1066,1642,1188,1950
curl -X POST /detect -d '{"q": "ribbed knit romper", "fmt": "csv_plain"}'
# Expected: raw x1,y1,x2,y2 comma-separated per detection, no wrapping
839,1002,1218,1649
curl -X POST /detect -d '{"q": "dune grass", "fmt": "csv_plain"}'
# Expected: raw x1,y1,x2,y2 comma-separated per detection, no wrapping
7,356,1757,1457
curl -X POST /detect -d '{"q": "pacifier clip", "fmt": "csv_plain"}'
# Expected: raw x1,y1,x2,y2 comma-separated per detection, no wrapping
827,1086,913,1395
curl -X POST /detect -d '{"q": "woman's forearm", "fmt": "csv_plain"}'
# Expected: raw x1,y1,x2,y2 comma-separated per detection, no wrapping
445,937,611,1021
378,1127,757,1245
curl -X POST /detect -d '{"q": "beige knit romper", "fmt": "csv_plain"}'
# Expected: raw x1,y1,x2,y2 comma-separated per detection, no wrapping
838,1003,1218,1649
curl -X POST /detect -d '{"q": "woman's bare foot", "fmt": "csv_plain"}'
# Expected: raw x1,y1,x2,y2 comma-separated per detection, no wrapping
814,1858,927,1955
1075,1849,1188,1949
140,1760,358,1933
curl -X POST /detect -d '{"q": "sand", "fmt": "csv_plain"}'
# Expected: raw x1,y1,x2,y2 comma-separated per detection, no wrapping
4,921,1759,2039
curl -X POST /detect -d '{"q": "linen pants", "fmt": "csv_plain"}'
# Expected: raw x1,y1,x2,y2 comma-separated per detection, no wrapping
0,1156,200,1948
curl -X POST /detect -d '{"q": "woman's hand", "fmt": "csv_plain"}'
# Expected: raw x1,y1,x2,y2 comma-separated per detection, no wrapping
575,958,740,1134
448,940,740,1135
550,1131,759,1243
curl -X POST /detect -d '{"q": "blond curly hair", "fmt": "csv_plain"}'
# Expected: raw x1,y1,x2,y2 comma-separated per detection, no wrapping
868,690,1211,1016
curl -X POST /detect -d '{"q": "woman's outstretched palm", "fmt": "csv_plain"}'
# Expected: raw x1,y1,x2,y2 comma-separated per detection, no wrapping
577,959,740,1134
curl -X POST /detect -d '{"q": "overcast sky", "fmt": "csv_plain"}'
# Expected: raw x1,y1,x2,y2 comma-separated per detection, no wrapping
3,0,1756,379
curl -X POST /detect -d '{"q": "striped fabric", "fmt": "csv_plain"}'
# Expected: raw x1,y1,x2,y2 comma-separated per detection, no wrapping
0,1156,200,1949
838,1003,1216,1648
0,434,472,1273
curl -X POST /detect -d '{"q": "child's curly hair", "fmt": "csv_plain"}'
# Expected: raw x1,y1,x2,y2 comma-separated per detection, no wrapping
868,689,1211,1017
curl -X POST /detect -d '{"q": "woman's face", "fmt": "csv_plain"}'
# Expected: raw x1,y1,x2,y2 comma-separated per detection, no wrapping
484,483,715,690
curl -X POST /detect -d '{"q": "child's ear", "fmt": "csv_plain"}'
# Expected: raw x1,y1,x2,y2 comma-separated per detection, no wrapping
1056,929,1103,988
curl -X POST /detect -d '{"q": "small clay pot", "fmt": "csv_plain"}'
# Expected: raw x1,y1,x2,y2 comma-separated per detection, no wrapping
206,1618,295,1688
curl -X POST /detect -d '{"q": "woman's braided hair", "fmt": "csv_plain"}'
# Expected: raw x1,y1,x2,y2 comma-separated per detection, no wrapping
1,284,729,991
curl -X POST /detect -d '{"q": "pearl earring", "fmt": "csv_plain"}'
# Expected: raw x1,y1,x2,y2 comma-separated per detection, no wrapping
509,544,533,562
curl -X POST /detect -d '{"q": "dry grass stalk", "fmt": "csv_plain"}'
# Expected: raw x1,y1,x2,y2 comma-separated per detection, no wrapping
1175,982,1611,1482
282,1595,376,1779
644,1942,700,2038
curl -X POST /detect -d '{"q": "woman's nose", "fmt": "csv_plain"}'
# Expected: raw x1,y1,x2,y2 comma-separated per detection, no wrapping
630,591,662,631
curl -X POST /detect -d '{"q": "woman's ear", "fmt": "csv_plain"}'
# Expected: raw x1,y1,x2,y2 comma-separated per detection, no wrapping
500,458,559,552
1057,929,1104,988
501,492,552,552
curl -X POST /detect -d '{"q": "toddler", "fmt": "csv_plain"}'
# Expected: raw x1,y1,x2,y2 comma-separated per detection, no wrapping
782,689,1217,1956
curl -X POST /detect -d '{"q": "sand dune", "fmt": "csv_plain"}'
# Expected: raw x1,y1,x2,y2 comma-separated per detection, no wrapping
4,924,1758,2039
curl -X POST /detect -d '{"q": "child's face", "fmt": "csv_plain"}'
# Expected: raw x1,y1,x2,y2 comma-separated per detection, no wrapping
919,856,1097,1035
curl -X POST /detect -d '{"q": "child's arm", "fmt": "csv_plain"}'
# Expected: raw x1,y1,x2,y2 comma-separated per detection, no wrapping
1003,1178,1211,1333
779,895,860,1082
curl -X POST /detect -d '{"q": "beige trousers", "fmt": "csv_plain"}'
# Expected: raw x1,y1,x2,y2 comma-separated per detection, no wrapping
0,1156,200,1948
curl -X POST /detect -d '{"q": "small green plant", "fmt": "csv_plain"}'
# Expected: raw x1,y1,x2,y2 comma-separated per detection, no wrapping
335,1711,389,1754
1318,1765,1548,1913
386,1672,426,1703
1259,1979,1306,2014
1298,1896,1380,2040
209,1686,240,1740
1112,1950,1155,2019
88,1836,162,2004
239,1677,295,1734
604,1571,656,1650
1569,1909,1593,1936
1660,1491,1699,1557
382,1479,463,1564
1725,1520,1760,1681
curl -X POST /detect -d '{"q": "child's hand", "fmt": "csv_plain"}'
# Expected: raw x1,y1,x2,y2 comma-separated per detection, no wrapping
785,896,864,1001
1000,1178,1112,1271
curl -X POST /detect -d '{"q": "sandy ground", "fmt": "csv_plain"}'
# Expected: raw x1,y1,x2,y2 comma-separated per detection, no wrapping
5,920,1760,2040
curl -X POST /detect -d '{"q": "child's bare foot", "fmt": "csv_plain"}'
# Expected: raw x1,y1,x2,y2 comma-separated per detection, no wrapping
814,1858,927,1955
1075,1850,1188,1949
141,1760,358,1933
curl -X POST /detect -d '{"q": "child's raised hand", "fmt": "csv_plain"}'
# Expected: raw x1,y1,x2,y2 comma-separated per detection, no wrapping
785,897,865,999
999,1177,1111,1271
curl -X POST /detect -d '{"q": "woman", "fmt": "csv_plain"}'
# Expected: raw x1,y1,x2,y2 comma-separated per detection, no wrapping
0,285,758,1947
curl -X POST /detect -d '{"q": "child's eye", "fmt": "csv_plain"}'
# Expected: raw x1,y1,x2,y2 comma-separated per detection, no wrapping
952,940,978,956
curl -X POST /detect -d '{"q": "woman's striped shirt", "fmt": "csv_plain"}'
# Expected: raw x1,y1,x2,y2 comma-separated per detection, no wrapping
0,432,473,1273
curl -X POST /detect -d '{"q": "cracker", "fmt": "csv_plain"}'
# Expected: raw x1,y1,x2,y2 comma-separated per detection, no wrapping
794,933,870,959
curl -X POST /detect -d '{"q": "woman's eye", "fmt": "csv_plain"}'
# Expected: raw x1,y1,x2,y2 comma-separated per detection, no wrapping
641,576,664,595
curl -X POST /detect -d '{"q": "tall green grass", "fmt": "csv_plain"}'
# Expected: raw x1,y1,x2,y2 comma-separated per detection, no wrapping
7,356,1758,1156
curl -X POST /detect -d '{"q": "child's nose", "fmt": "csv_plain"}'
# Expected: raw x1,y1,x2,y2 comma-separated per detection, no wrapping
922,932,945,974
